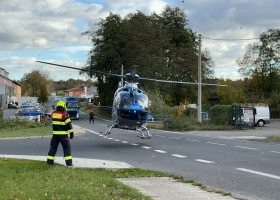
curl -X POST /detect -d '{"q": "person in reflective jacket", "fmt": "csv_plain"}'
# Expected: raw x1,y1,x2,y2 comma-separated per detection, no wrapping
47,101,74,166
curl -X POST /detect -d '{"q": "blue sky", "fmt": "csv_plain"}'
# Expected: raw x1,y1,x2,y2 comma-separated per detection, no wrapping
1,0,279,82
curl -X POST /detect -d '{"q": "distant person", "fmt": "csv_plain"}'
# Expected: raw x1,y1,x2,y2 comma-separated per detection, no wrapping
89,110,95,124
47,101,74,167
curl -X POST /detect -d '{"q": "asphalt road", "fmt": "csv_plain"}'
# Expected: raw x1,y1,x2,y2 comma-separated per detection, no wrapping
1,112,280,200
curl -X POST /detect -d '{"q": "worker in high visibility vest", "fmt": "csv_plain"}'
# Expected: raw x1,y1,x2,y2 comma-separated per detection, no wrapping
47,101,74,166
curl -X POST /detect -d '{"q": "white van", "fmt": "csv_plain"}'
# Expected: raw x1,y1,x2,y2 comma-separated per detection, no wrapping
239,107,270,127
255,107,270,127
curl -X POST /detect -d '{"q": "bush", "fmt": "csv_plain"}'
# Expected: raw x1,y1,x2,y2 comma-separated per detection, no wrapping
0,118,51,132
270,108,280,118
210,105,232,126
0,108,3,119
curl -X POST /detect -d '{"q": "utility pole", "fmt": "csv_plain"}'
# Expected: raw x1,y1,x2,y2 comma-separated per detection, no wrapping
197,34,202,123
121,64,123,87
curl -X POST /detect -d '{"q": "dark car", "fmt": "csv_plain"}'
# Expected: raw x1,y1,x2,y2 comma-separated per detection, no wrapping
19,108,44,116
8,104,18,109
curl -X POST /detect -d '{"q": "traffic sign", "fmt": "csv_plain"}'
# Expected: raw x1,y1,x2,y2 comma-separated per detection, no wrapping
149,100,152,107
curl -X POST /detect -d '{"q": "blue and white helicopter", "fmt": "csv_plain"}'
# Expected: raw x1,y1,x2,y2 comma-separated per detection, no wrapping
37,61,225,139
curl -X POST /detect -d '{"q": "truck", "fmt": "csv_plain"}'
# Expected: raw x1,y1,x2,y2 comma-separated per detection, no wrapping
65,96,80,120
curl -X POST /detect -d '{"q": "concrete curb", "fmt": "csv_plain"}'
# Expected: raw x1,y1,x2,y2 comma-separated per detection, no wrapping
0,155,133,169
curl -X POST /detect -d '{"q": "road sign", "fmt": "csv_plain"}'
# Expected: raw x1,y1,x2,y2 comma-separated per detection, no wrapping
149,100,152,107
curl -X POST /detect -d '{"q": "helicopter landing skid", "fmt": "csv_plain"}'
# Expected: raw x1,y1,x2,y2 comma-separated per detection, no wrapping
104,123,118,135
137,125,151,139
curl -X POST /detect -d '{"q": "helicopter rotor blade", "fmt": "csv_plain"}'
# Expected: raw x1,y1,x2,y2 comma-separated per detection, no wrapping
137,77,227,86
130,65,139,82
36,61,127,79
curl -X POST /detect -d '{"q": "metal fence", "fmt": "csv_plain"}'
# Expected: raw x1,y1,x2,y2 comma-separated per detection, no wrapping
232,105,255,129
150,115,173,122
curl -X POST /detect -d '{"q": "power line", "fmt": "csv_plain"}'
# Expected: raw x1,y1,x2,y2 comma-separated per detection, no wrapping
203,37,259,41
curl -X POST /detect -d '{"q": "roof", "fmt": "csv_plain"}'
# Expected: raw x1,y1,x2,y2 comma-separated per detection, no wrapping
12,80,22,87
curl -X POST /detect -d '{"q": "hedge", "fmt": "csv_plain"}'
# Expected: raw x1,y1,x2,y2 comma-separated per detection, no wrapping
210,105,232,126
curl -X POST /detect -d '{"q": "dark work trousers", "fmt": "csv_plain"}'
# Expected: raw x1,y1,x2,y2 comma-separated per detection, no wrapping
89,116,94,124
47,135,72,166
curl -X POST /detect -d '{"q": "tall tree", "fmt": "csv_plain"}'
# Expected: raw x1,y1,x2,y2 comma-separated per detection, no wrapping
82,6,215,105
237,28,280,96
38,84,48,103
20,69,50,97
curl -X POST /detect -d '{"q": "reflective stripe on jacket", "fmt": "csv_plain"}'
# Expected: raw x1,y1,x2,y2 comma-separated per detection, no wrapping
51,111,73,135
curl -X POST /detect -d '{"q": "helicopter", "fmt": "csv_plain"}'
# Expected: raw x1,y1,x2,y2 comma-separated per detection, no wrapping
36,61,226,139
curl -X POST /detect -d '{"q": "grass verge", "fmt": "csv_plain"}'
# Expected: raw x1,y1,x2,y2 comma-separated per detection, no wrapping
0,158,168,200
266,135,280,141
163,118,238,131
0,126,52,138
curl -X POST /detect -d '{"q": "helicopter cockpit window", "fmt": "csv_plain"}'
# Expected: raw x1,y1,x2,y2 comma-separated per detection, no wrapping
118,92,133,109
136,94,149,111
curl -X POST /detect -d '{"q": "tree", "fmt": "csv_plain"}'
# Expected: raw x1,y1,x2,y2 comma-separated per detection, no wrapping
20,69,52,97
38,84,48,103
82,6,215,105
237,28,280,96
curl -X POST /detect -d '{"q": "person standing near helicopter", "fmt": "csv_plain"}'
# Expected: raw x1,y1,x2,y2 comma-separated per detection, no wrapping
89,110,95,124
47,101,74,167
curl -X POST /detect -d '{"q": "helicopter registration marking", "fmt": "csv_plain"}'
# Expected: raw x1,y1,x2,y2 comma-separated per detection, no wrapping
141,146,151,149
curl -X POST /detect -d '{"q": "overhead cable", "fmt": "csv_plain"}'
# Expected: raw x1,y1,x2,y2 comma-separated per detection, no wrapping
202,37,259,41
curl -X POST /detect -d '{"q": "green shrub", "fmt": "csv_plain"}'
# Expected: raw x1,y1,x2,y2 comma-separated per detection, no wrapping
270,108,280,118
0,118,50,132
210,105,232,126
0,108,3,119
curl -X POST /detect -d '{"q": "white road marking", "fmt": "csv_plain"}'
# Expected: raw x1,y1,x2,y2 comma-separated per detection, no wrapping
195,159,215,163
99,135,103,137
107,138,113,140
270,151,280,154
169,137,180,139
234,146,258,150
206,142,226,146
171,154,187,158
185,139,200,142
130,143,139,146
114,139,120,141
99,124,107,127
141,146,151,149
236,168,280,180
154,150,167,153
121,141,129,143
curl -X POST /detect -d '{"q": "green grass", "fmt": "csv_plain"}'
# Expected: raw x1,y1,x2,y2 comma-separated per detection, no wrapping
163,118,238,131
0,126,52,138
0,158,170,200
266,135,280,141
215,190,232,196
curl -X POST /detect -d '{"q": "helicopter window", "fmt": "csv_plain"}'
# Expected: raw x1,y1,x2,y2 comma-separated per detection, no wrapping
136,94,149,111
118,92,133,109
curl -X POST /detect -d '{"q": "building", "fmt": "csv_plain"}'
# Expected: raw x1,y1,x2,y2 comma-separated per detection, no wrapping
0,67,22,108
0,67,14,96
63,87,88,98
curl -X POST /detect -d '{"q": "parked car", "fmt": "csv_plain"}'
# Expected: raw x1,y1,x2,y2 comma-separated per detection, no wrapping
8,104,18,109
147,114,154,121
18,109,44,116
255,107,270,127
